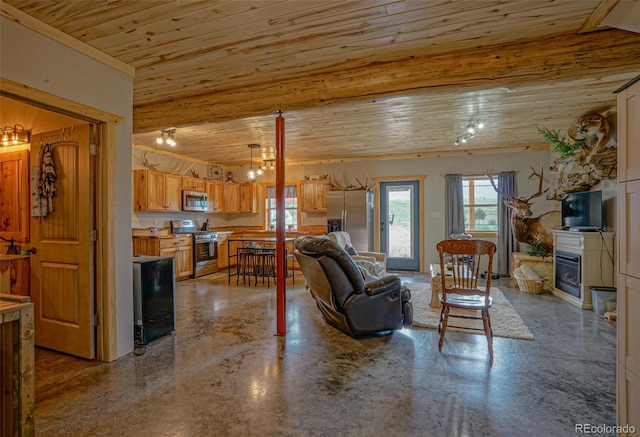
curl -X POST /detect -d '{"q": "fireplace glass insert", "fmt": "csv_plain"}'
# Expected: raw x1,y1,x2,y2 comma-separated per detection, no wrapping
555,250,581,297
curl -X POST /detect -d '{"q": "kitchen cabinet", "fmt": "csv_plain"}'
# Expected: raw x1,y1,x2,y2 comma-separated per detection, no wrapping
133,169,182,212
133,235,193,280
206,180,224,213
217,234,229,269
227,240,245,268
616,75,640,432
0,255,30,295
224,183,240,212
300,179,332,212
240,182,258,213
224,182,257,213
182,176,206,191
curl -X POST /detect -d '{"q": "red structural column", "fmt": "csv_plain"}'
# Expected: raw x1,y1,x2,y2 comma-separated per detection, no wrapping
275,111,287,336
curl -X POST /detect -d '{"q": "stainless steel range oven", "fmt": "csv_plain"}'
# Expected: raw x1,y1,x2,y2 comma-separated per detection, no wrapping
193,231,218,277
171,219,219,278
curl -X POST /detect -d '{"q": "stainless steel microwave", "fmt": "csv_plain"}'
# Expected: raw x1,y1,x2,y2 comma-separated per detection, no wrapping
182,190,208,212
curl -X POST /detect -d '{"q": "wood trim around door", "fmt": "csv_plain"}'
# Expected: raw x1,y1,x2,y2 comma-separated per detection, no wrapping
373,175,426,273
2,77,123,362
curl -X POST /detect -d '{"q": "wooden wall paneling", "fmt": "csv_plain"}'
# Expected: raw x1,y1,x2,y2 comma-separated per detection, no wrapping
0,149,29,240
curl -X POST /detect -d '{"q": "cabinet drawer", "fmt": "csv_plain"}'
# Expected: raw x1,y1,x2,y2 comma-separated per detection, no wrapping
159,236,192,248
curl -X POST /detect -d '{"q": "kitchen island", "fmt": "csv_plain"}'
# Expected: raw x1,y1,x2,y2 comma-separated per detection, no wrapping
226,237,296,285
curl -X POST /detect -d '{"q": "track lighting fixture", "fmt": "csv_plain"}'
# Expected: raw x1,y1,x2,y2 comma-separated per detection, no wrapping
453,120,484,146
262,159,275,170
156,128,177,147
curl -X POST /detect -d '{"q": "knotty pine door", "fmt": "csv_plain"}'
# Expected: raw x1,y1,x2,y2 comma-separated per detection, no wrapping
30,124,95,359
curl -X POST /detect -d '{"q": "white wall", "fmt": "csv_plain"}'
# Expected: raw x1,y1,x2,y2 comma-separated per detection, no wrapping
225,150,558,267
1,16,135,358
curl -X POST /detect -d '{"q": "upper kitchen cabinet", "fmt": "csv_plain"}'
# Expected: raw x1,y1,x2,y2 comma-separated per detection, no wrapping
206,180,224,213
0,149,30,241
240,182,258,213
223,183,240,213
133,169,181,212
300,179,332,212
182,176,205,191
224,182,257,213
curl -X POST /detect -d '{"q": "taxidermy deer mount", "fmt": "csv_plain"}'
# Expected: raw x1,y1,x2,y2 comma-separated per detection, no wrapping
487,166,561,252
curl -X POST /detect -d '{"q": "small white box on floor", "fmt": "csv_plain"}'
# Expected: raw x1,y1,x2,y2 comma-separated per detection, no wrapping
590,287,616,315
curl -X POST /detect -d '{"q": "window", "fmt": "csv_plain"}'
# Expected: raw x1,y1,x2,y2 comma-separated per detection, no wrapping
462,176,498,235
265,184,298,230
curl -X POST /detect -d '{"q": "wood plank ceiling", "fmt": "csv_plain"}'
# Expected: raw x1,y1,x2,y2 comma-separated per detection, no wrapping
2,0,640,168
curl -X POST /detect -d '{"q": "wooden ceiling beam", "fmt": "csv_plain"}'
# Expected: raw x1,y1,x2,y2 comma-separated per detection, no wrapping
133,28,640,133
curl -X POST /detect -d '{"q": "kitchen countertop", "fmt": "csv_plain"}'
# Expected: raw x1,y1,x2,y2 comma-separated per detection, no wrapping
132,234,190,239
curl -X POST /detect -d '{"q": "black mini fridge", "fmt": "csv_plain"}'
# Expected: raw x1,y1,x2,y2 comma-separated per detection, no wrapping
132,255,176,345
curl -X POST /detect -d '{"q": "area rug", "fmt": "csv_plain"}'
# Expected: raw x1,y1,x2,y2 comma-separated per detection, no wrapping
407,282,534,340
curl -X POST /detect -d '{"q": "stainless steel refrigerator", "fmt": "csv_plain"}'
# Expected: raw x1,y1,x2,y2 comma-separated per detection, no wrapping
327,190,374,251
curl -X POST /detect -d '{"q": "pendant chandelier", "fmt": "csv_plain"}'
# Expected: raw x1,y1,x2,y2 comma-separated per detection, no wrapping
247,143,263,181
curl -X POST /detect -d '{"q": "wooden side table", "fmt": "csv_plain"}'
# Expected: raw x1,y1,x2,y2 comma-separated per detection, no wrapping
429,264,453,309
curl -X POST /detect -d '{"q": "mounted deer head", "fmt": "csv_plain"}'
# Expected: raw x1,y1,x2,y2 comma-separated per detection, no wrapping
487,165,561,251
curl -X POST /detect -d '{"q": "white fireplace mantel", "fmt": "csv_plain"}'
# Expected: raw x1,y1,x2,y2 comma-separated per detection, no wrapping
551,230,615,309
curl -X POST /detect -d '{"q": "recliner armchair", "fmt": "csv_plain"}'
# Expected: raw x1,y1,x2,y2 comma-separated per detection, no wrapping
294,236,412,338
327,231,387,277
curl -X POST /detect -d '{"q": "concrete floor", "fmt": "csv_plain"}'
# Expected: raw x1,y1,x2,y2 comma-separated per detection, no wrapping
34,274,616,436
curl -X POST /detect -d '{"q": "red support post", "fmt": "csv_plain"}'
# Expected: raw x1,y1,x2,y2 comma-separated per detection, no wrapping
275,111,287,336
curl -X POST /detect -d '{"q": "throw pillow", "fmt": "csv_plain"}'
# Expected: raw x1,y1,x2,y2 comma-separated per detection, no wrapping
356,263,378,281
345,243,359,256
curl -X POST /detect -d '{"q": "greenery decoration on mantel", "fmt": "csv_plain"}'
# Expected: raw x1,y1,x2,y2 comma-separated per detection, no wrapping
537,127,583,159
526,237,552,258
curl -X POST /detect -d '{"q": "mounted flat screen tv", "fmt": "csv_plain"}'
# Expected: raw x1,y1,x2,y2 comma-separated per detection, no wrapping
561,190,603,231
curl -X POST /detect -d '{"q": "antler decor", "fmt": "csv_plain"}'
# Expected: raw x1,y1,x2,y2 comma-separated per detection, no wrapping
330,174,374,191
487,165,561,252
140,151,163,170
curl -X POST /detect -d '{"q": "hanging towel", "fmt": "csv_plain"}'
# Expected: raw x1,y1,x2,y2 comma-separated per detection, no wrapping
36,144,57,215
31,165,46,217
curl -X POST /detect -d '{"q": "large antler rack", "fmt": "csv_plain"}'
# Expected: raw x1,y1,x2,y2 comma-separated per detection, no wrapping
485,170,515,201
486,165,551,202
524,165,551,201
